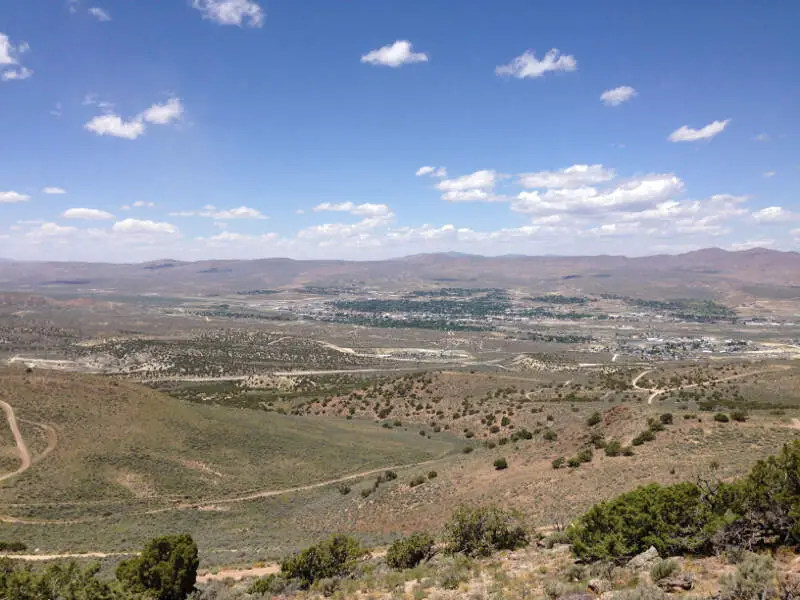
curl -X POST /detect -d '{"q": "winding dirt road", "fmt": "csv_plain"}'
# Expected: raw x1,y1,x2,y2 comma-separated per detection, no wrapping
631,365,791,405
0,399,32,483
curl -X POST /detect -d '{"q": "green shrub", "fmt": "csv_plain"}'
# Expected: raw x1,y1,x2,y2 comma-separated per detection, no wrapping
649,558,679,582
568,482,726,561
544,530,571,548
659,413,673,425
622,446,635,456
0,541,27,552
280,534,367,589
1,560,116,600
116,534,199,600
552,456,566,469
409,475,426,488
337,484,351,495
587,412,602,427
493,457,508,470
248,573,294,595
461,446,474,454
427,470,438,479
731,410,748,422
631,429,656,446
577,447,593,463
648,419,665,432
360,488,372,498
386,532,435,570
567,457,582,468
443,505,528,557
604,440,622,457
714,413,730,423
543,429,558,441
720,553,775,600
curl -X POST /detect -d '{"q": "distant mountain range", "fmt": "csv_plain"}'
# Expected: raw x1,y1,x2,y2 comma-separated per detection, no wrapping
0,248,798,301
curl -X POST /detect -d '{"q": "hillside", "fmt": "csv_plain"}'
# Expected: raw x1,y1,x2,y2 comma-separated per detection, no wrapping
1,248,799,299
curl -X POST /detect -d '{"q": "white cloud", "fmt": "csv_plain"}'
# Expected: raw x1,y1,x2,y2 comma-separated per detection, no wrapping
752,206,791,223
313,202,391,217
0,34,32,82
51,103,63,118
512,174,684,215
668,119,730,142
730,239,775,251
192,0,264,27
42,187,67,195
62,208,114,220
2,67,33,81
436,170,498,192
84,114,146,140
441,189,496,203
753,133,770,142
88,7,111,21
207,231,278,243
112,218,178,234
600,86,637,106
133,200,155,208
495,48,576,79
416,166,447,178
361,40,429,67
169,205,267,219
25,222,79,239
84,98,184,140
763,171,776,178
141,98,183,125
518,164,616,189
0,191,30,203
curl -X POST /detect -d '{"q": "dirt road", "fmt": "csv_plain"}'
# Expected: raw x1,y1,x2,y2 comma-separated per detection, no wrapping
0,398,32,483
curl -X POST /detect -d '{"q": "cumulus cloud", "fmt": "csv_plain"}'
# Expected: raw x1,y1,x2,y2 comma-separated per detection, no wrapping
313,202,391,217
42,187,67,194
84,114,146,139
600,86,637,106
88,7,111,21
141,98,184,125
437,170,498,192
518,164,616,189
0,33,32,82
26,222,79,238
416,166,447,178
133,200,155,208
62,208,114,220
111,218,178,234
84,98,184,140
192,0,264,27
752,206,792,223
495,48,576,79
0,191,30,203
169,205,267,219
512,174,684,215
668,119,730,142
361,40,428,67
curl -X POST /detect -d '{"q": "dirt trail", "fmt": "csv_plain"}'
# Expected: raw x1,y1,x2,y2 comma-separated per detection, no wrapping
0,552,134,561
631,366,790,406
0,399,32,483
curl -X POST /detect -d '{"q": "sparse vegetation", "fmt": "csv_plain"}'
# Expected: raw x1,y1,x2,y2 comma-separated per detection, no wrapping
443,505,528,557
386,532,436,570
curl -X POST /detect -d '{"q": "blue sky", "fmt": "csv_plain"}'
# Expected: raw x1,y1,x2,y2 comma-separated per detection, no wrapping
0,0,798,261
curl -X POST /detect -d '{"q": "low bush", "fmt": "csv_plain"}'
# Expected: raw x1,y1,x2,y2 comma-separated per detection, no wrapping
552,456,566,469
248,573,295,596
731,410,748,422
117,534,199,600
631,429,656,446
493,457,508,470
543,429,558,441
659,413,673,425
587,411,602,427
443,505,528,557
427,470,438,479
720,553,775,600
0,541,27,552
337,484,351,495
649,558,679,582
409,475,426,488
604,440,622,457
715,413,730,423
577,447,593,463
385,532,436,570
567,457,582,468
280,534,367,589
